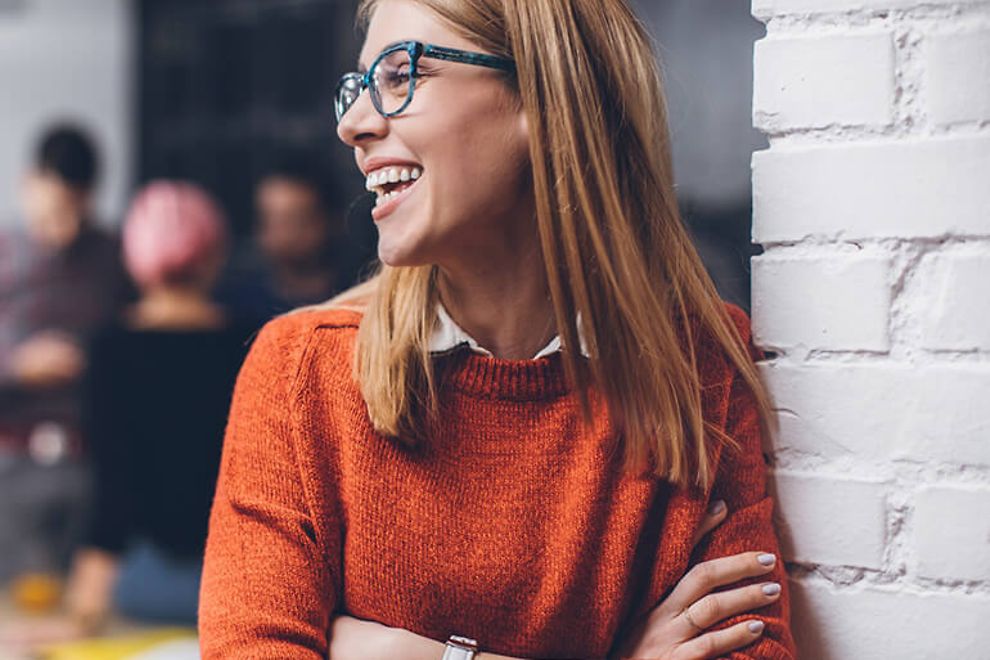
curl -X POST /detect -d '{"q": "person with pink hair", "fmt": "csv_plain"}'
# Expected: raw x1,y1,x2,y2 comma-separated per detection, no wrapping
53,181,253,637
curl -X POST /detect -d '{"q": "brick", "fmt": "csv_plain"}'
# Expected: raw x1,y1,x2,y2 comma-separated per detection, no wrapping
753,0,986,18
761,362,990,466
926,28,990,126
790,580,990,658
752,252,892,352
753,135,990,242
916,252,990,351
754,33,895,131
914,484,990,581
770,471,888,567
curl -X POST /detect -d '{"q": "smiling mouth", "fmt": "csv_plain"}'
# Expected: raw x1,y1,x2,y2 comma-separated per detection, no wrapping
365,165,423,207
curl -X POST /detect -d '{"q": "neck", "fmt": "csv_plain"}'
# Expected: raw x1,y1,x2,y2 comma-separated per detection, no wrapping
130,286,224,330
436,232,554,360
271,259,335,299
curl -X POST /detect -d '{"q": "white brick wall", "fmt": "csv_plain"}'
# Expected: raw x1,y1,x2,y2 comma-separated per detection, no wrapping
914,484,990,580
751,0,990,657
754,32,896,130
752,249,893,352
753,135,990,242
770,471,889,567
926,28,990,124
789,580,990,659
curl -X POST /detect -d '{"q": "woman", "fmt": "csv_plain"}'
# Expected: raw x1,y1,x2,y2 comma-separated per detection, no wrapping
64,181,253,632
199,1,796,658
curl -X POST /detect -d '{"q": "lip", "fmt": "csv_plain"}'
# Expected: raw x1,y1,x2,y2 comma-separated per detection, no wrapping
371,175,421,223
360,156,424,177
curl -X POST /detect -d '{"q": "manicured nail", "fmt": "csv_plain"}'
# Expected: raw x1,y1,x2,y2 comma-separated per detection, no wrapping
762,583,781,596
757,553,776,566
708,499,726,514
748,621,765,634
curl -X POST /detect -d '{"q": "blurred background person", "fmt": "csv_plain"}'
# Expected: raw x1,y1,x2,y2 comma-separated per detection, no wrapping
61,181,253,635
214,154,355,326
0,124,132,585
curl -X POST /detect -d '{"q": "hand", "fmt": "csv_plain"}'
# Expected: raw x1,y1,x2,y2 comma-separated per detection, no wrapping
611,501,781,660
11,331,85,389
64,548,119,635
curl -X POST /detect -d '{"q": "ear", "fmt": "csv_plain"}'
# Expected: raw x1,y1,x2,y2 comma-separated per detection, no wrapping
19,171,40,216
516,104,530,142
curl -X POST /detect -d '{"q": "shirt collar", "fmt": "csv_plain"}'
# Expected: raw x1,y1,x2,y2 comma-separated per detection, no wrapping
429,303,589,360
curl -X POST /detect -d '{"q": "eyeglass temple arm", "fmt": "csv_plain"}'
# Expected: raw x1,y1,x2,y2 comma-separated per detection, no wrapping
421,44,516,73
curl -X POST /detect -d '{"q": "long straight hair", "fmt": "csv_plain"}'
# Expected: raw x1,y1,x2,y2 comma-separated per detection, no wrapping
331,0,776,490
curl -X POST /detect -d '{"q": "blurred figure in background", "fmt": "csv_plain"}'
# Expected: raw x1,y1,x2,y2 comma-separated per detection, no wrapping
214,154,354,326
0,124,132,584
62,181,252,634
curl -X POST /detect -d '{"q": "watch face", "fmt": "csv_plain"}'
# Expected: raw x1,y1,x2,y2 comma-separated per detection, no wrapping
449,635,479,649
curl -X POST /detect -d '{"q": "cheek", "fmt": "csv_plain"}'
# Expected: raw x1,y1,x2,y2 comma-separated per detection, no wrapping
426,114,529,217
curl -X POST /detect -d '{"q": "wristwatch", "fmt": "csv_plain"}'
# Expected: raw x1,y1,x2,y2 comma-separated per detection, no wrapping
441,634,479,660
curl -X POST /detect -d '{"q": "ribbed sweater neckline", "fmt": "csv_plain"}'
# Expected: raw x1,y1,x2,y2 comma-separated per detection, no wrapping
437,349,573,401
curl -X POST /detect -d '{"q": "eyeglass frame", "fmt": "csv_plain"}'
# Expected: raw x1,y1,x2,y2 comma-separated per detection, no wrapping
334,40,516,123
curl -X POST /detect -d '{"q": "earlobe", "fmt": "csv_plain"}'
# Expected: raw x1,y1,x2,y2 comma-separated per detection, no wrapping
517,107,530,142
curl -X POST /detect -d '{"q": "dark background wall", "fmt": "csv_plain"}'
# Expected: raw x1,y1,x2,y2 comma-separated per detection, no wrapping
138,0,371,243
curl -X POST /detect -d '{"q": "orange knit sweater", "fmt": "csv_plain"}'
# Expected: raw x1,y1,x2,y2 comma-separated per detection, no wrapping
199,303,796,659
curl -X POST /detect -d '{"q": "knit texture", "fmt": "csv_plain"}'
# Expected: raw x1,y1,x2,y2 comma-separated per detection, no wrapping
199,303,796,659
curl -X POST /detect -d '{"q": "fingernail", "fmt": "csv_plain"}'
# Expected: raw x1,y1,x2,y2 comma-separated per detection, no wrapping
757,553,776,566
708,499,726,514
748,621,765,634
762,583,781,596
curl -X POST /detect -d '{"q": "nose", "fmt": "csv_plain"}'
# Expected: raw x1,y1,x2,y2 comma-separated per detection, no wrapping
337,89,389,148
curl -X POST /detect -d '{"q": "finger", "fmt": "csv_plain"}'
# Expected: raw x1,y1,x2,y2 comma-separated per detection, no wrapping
676,581,781,634
690,500,727,549
673,618,766,660
662,551,777,616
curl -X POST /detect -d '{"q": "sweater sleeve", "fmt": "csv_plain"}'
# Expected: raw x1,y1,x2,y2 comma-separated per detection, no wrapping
199,318,335,659
688,307,797,660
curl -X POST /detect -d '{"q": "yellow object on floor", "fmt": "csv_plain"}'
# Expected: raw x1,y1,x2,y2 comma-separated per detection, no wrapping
39,628,197,660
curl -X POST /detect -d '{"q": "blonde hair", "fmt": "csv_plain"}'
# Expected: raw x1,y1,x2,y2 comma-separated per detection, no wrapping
329,0,777,490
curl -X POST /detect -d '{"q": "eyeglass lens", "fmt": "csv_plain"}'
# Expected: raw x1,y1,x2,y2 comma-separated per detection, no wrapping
371,49,414,116
336,47,414,121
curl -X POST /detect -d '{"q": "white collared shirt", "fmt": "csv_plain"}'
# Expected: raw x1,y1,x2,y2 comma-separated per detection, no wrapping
429,303,589,359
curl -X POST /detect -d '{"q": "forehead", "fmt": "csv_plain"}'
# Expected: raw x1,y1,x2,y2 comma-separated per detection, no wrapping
358,0,477,69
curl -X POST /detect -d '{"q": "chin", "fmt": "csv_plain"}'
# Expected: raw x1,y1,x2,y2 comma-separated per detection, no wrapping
376,239,425,268
375,223,437,268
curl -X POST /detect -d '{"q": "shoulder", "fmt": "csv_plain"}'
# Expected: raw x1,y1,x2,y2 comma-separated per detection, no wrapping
261,305,363,342
722,301,753,345
244,306,364,380
691,301,758,378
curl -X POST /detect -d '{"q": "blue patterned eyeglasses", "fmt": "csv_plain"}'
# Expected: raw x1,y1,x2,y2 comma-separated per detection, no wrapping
334,40,516,122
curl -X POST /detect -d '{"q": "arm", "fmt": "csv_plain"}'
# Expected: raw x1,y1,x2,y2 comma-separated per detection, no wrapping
199,319,339,659
687,311,796,659
329,616,529,660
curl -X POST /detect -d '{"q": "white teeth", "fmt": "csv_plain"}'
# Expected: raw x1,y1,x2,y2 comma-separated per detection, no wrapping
365,165,424,205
